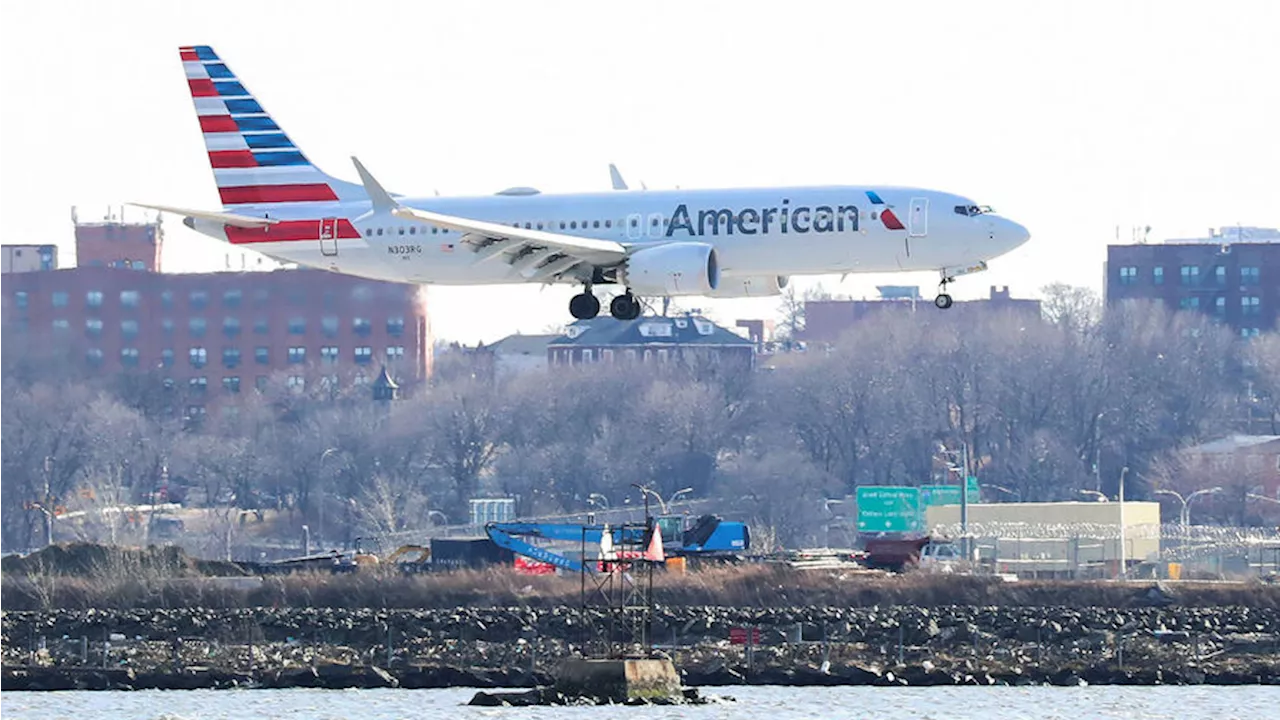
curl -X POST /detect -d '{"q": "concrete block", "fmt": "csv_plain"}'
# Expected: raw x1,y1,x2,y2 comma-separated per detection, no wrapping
555,658,682,703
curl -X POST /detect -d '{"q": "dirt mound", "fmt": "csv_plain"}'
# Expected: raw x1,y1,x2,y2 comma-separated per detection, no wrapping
0,543,247,578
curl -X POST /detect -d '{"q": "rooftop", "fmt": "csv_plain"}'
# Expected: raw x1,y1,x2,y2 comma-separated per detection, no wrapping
1184,434,1280,455
549,315,753,348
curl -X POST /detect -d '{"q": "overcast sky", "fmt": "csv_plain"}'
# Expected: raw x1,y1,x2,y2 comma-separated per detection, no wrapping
2,0,1277,343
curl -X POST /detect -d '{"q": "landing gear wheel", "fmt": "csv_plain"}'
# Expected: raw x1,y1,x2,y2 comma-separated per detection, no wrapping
609,292,642,321
569,292,600,320
935,293,953,310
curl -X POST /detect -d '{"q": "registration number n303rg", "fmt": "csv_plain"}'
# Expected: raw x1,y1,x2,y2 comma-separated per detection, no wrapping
388,245,422,255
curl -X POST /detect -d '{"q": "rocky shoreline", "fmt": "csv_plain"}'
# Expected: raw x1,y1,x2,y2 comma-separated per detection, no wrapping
4,603,1279,690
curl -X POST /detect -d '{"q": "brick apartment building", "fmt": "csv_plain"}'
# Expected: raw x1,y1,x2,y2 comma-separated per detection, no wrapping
802,285,1042,343
1106,227,1279,337
2,217,432,412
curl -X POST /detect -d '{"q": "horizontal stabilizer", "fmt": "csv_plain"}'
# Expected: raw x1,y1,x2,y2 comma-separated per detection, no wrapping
129,202,278,228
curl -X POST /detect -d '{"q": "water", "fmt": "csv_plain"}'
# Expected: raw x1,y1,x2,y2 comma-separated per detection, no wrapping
3,686,1277,720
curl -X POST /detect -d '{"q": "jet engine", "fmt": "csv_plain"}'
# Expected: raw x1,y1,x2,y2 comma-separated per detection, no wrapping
704,275,789,298
620,243,719,296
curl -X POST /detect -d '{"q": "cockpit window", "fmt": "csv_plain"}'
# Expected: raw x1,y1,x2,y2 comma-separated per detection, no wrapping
954,205,993,216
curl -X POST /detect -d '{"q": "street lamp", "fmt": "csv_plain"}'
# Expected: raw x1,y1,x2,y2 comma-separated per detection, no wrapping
668,487,694,507
632,484,666,516
428,510,450,525
1078,489,1109,502
1247,493,1280,506
1155,487,1223,528
587,493,610,509
982,484,1021,502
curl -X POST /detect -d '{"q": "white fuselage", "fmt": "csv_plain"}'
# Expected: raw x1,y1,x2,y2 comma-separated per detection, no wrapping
195,185,1028,287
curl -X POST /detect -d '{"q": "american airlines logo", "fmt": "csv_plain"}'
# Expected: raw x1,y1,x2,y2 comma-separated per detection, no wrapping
665,200,861,237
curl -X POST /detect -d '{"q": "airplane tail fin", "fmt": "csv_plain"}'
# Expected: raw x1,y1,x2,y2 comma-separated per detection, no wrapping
179,45,364,208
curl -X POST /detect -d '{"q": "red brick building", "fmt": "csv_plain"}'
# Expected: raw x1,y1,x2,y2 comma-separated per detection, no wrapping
2,218,431,413
70,211,164,271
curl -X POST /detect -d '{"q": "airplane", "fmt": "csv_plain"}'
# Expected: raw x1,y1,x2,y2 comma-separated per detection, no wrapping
138,46,1031,321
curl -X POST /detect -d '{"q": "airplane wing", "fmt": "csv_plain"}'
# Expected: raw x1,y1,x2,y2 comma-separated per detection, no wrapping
128,203,278,229
349,157,628,282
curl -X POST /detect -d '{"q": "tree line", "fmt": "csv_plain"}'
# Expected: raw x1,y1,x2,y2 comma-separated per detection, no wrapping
3,285,1278,552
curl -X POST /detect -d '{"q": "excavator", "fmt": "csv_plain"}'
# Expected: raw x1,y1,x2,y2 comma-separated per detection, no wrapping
484,514,749,574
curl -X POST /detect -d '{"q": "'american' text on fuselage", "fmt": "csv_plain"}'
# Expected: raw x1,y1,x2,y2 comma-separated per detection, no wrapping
666,200,860,238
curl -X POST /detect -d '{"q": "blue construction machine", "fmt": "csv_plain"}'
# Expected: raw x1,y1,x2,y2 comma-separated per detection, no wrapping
484,514,749,574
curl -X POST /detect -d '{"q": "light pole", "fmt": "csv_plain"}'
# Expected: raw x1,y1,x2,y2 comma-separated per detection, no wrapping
587,493,610,509
428,510,450,525
1118,466,1129,580
42,456,56,548
1078,489,1109,502
982,484,1021,502
668,487,694,508
318,448,338,544
633,484,667,515
1093,410,1108,493
1155,487,1223,528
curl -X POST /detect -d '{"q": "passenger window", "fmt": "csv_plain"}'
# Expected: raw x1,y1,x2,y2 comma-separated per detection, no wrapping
409,226,416,235
559,222,566,230
377,228,384,236
570,221,577,229
593,220,600,229
871,211,878,221
537,223,544,230
398,227,405,235
525,222,532,229
432,227,438,234
605,220,612,228
630,218,638,228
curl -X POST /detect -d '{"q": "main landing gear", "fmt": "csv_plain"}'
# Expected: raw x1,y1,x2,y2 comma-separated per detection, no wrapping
568,289,643,321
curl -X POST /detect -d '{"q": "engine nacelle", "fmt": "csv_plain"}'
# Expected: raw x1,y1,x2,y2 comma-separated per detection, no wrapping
620,243,719,296
704,275,789,298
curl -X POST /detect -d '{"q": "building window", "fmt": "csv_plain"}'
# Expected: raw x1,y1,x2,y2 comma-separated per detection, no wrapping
602,349,614,363
1215,296,1226,315
321,316,339,337
189,317,207,337
223,347,241,368
189,347,208,368
161,349,174,367
186,405,206,419
253,317,268,334
288,346,306,364
321,346,339,363
351,285,373,302
223,316,241,336
189,377,208,393
1151,267,1163,285
120,348,139,367
1180,266,1199,285
1242,296,1261,316
287,375,305,393
161,290,173,309
387,315,405,336
288,317,306,334
1178,297,1199,311
354,346,372,364
162,319,175,335
85,318,104,336
1118,266,1138,285
121,319,139,338
1214,266,1227,285
52,291,68,308
354,372,369,386
15,291,28,309
386,346,405,361
223,289,242,307
86,291,104,307
1241,327,1261,339
255,346,269,364
86,348,104,366
222,376,241,393
582,349,594,363
353,317,372,335
189,290,209,309
1241,266,1260,285
256,376,268,392
120,290,140,308
320,374,339,390
52,319,70,332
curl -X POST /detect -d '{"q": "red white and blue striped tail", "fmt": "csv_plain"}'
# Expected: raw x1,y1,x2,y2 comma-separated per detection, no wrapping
179,45,364,208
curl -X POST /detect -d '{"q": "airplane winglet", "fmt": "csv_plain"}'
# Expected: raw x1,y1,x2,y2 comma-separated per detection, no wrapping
351,156,398,212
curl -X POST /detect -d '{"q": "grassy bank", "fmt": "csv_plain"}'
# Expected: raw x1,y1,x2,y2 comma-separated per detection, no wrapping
4,545,1280,611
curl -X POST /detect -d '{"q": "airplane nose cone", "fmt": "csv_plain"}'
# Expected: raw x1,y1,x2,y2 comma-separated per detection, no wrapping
1000,218,1031,250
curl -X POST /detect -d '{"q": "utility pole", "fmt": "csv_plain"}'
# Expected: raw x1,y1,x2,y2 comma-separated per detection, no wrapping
1118,467,1129,580
959,442,970,562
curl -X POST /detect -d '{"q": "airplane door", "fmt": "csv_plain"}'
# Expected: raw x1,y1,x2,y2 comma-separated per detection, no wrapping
908,198,928,237
626,213,643,240
319,218,339,256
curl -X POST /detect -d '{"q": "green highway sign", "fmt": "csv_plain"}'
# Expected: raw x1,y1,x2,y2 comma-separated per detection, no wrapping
921,484,962,506
856,486,922,533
